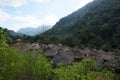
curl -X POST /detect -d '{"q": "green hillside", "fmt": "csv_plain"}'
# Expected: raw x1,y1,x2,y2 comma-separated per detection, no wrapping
41,0,120,50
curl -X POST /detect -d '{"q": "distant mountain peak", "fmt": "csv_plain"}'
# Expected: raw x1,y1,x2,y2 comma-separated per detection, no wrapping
17,25,51,36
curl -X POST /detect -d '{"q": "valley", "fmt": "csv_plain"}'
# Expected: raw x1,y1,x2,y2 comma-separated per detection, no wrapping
0,0,120,80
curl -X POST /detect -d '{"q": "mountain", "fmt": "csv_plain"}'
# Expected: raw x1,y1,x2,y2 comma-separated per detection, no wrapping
42,0,105,36
7,30,23,36
52,0,102,29
0,27,23,36
41,0,120,50
17,25,51,36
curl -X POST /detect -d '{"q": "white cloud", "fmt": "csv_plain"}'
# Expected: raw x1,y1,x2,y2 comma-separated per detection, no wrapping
13,15,42,30
75,0,93,10
0,10,11,23
12,14,59,31
43,14,59,25
32,0,49,3
0,0,49,7
0,0,27,7
13,15,39,24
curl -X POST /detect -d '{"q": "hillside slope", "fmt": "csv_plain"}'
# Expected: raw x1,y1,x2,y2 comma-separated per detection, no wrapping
0,27,23,36
41,0,120,49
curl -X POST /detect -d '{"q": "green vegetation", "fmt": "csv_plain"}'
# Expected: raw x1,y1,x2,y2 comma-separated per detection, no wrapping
53,59,114,80
0,29,51,80
0,28,116,80
0,0,120,79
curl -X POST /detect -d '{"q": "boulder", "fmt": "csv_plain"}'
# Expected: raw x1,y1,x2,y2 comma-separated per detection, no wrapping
52,47,74,65
94,50,120,70
71,48,84,61
44,44,60,58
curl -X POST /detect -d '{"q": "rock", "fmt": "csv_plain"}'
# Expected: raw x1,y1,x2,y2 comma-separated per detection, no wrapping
81,48,93,58
94,51,119,70
52,47,74,65
44,44,60,58
71,48,84,61
30,43,40,50
15,43,120,71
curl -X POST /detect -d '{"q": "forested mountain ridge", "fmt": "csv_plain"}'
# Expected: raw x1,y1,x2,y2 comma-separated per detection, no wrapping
42,0,107,35
0,27,23,36
55,0,106,27
41,0,120,50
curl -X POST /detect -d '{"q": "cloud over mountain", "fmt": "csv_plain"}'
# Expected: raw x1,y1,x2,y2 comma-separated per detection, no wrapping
12,14,58,31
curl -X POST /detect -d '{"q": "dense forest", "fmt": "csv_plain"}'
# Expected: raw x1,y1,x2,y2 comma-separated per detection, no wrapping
0,0,120,80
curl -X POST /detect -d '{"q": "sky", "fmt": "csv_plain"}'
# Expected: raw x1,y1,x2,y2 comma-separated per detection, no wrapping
0,0,93,32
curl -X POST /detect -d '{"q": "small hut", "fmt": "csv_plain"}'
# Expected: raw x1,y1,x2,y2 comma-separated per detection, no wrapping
16,39,22,45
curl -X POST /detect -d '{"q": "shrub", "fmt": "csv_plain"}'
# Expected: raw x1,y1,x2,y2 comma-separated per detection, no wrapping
52,59,114,80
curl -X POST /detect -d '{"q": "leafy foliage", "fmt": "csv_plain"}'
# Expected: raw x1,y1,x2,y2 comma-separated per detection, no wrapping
52,59,114,80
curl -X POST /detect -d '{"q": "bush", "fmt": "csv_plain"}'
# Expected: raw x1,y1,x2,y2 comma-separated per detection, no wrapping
0,29,18,80
52,59,114,80
14,52,52,80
